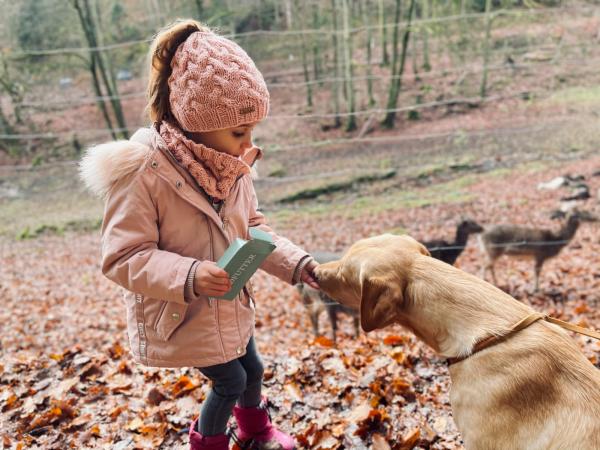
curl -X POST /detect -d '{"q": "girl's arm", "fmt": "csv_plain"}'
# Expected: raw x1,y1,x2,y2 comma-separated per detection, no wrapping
101,175,197,304
246,177,313,285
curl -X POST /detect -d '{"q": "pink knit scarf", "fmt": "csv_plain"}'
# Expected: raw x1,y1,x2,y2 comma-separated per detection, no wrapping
159,121,250,200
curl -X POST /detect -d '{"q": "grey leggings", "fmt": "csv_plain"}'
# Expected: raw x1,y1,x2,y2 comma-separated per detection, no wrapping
197,336,264,436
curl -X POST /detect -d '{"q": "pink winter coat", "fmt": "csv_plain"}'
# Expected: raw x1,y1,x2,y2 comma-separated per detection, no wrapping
80,127,309,368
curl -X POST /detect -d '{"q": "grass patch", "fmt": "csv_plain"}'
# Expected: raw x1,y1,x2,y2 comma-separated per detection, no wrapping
544,86,600,106
0,163,104,239
277,170,397,203
271,173,476,225
17,218,102,240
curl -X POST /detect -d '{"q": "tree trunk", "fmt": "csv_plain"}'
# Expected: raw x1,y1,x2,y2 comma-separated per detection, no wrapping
0,102,15,135
224,0,236,37
273,0,281,29
89,54,117,140
421,0,431,71
330,0,342,128
148,0,162,29
312,2,322,83
86,0,128,138
457,0,468,65
378,0,389,66
410,0,420,80
72,0,128,139
480,0,493,99
382,0,416,129
285,0,293,30
342,0,356,131
295,0,313,108
362,0,376,107
194,0,204,19
0,57,24,124
71,0,117,139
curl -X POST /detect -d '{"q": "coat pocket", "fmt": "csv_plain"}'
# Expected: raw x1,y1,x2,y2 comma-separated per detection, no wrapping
154,301,188,341
242,282,256,309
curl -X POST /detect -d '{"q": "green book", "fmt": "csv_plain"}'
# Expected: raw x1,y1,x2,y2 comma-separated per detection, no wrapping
214,227,276,300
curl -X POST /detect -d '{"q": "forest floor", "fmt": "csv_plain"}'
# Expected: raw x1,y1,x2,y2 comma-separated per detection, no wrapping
1,90,600,448
2,9,600,447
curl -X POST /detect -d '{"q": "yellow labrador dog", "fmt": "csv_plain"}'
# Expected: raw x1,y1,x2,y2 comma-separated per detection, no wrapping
315,234,600,450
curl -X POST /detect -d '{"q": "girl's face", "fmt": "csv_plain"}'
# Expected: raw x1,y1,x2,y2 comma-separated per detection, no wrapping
188,121,259,157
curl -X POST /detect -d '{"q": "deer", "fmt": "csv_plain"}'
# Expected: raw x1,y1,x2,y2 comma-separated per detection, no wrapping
295,251,359,342
479,211,596,292
422,219,484,265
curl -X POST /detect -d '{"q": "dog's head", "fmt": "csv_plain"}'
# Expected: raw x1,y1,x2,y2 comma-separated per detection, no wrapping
315,234,430,332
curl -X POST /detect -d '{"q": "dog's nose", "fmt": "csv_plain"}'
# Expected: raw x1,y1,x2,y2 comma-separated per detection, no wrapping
313,267,324,281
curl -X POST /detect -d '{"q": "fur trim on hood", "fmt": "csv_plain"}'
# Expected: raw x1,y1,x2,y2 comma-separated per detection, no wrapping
79,127,260,200
79,128,154,199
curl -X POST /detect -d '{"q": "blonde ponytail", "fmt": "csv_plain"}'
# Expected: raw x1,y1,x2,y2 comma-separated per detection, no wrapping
146,19,209,123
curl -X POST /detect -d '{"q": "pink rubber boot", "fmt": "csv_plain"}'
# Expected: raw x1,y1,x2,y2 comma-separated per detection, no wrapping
189,418,230,450
231,398,295,450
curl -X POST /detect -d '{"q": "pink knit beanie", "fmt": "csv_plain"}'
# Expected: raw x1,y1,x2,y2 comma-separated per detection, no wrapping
168,31,270,132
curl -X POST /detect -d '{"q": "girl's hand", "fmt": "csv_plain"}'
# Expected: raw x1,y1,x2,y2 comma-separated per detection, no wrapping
194,261,232,297
301,260,320,289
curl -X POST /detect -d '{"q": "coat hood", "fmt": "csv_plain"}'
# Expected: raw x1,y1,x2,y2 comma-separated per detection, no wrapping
79,127,261,200
79,128,153,199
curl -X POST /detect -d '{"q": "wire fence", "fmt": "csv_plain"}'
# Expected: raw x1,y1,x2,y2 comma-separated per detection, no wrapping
13,38,586,111
0,112,588,174
1,3,596,152
0,113,574,177
4,4,588,58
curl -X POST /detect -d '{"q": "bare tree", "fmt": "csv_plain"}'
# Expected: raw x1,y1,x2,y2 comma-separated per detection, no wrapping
71,0,128,139
362,0,376,107
330,0,342,128
382,0,416,129
421,0,431,71
284,0,293,30
378,0,389,65
480,0,493,98
194,0,205,19
295,0,313,108
341,0,356,131
312,2,323,83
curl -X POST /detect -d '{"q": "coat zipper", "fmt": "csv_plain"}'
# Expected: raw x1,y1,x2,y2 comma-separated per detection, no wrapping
206,217,215,310
216,199,243,353
206,215,227,360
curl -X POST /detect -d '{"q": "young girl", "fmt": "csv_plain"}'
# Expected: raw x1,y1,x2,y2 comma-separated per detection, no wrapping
80,20,319,450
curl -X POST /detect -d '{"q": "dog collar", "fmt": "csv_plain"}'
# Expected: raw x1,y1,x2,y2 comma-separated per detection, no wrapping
447,313,600,366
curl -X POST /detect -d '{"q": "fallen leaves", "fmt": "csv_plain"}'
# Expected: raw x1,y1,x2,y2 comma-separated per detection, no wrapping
25,399,77,433
313,335,335,348
383,335,406,346
1,154,599,449
400,427,421,449
168,375,200,398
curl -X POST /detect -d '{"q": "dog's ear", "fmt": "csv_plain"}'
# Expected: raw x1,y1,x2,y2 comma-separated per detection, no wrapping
399,234,431,257
360,275,402,332
417,241,431,257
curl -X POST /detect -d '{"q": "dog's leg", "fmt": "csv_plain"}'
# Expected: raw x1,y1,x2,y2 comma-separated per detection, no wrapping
533,259,543,293
310,305,320,337
353,316,360,338
491,265,498,286
482,260,497,285
327,307,338,343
